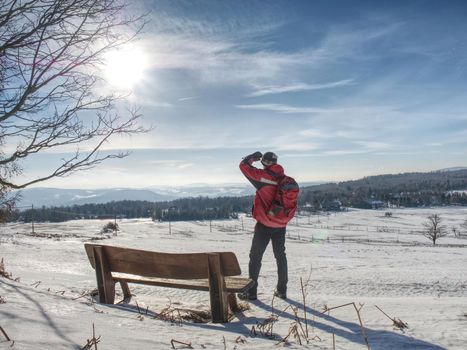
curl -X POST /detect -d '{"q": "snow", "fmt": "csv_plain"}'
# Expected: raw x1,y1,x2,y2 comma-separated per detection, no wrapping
1,207,467,349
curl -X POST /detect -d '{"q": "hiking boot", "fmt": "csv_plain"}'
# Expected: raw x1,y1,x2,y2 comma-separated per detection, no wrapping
238,292,257,301
274,290,287,300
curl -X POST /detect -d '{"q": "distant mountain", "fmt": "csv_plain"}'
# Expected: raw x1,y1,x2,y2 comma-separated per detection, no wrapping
436,167,467,172
146,183,255,199
14,188,176,208
15,181,324,208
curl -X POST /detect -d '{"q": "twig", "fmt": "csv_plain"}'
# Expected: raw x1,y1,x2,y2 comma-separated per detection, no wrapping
321,302,371,350
75,289,98,301
30,281,41,288
93,323,98,350
249,325,257,337
170,339,193,349
300,277,309,338
81,323,100,350
222,336,226,350
352,303,370,350
135,300,141,314
0,326,11,341
235,336,246,343
321,302,355,314
254,315,278,338
375,305,408,330
92,304,103,314
303,263,313,288
332,333,335,350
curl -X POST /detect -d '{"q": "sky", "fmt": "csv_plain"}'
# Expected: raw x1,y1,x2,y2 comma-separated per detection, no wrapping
22,0,467,188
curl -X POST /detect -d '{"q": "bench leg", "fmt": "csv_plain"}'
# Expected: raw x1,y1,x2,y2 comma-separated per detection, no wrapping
120,281,132,302
207,254,229,323
93,246,115,304
228,293,240,313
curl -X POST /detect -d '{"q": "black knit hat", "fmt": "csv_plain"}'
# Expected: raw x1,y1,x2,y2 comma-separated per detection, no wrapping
261,152,278,166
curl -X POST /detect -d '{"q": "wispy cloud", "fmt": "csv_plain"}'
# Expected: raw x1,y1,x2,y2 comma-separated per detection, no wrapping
146,160,194,169
140,12,403,90
178,96,199,101
354,141,392,150
323,149,371,156
235,103,331,114
248,79,355,97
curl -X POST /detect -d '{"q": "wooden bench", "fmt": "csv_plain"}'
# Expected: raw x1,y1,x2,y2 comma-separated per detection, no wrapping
84,243,254,323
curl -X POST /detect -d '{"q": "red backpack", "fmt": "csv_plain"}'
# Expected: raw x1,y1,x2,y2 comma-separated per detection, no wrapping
267,174,300,226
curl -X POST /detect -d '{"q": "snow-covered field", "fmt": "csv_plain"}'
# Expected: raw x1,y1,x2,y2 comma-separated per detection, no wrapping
1,207,467,349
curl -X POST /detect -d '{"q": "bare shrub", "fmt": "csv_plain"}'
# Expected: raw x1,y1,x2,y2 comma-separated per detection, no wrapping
101,221,119,234
0,258,13,279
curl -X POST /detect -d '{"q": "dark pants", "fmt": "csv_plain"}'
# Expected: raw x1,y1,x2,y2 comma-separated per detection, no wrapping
248,222,288,296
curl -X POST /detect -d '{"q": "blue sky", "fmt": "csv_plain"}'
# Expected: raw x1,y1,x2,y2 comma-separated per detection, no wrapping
24,0,467,188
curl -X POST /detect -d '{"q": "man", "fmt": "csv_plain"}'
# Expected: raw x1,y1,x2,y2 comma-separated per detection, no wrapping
238,151,289,300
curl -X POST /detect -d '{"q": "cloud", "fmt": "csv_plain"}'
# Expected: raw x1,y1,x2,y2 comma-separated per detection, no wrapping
248,79,355,97
354,141,392,150
323,149,372,156
178,96,199,101
146,160,194,169
235,103,331,114
140,12,403,90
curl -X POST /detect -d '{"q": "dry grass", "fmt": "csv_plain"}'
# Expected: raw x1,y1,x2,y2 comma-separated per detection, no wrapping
0,258,13,279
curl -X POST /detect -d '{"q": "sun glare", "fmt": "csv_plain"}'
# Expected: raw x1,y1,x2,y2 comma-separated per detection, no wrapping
103,46,149,89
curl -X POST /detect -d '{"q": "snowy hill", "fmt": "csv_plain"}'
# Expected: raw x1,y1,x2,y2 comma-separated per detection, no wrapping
1,208,466,349
14,184,258,208
14,187,176,208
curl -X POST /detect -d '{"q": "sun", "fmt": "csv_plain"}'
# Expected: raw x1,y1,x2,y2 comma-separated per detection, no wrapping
103,46,149,89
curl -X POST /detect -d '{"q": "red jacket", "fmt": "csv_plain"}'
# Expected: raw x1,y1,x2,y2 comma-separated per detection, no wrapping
239,157,286,228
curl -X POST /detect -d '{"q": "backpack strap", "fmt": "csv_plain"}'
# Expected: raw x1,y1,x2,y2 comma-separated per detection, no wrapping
265,169,284,181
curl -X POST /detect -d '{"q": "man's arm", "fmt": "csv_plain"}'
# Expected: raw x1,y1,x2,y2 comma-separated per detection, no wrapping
239,151,267,190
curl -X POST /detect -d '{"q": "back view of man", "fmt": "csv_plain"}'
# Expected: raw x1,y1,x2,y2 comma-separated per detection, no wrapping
238,151,298,300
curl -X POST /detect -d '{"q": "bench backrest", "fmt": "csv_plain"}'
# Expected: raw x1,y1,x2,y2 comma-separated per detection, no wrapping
84,243,241,279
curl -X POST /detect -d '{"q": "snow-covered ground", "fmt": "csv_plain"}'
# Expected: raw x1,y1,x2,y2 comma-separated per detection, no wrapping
1,207,467,349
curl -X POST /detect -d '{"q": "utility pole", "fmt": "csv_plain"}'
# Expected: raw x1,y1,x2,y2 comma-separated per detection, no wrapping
31,204,35,234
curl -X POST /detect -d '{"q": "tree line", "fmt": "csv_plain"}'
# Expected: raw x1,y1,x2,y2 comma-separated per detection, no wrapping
9,196,254,223
7,169,467,223
299,169,467,209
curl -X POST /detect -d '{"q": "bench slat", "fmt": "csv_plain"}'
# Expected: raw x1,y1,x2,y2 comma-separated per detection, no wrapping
84,244,241,279
112,273,254,293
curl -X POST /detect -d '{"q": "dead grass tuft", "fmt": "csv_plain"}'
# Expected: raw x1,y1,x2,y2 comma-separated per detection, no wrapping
0,258,13,279
375,305,408,330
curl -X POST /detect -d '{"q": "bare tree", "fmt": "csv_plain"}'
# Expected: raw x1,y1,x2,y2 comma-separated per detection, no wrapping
422,214,447,245
460,219,467,237
0,0,148,217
